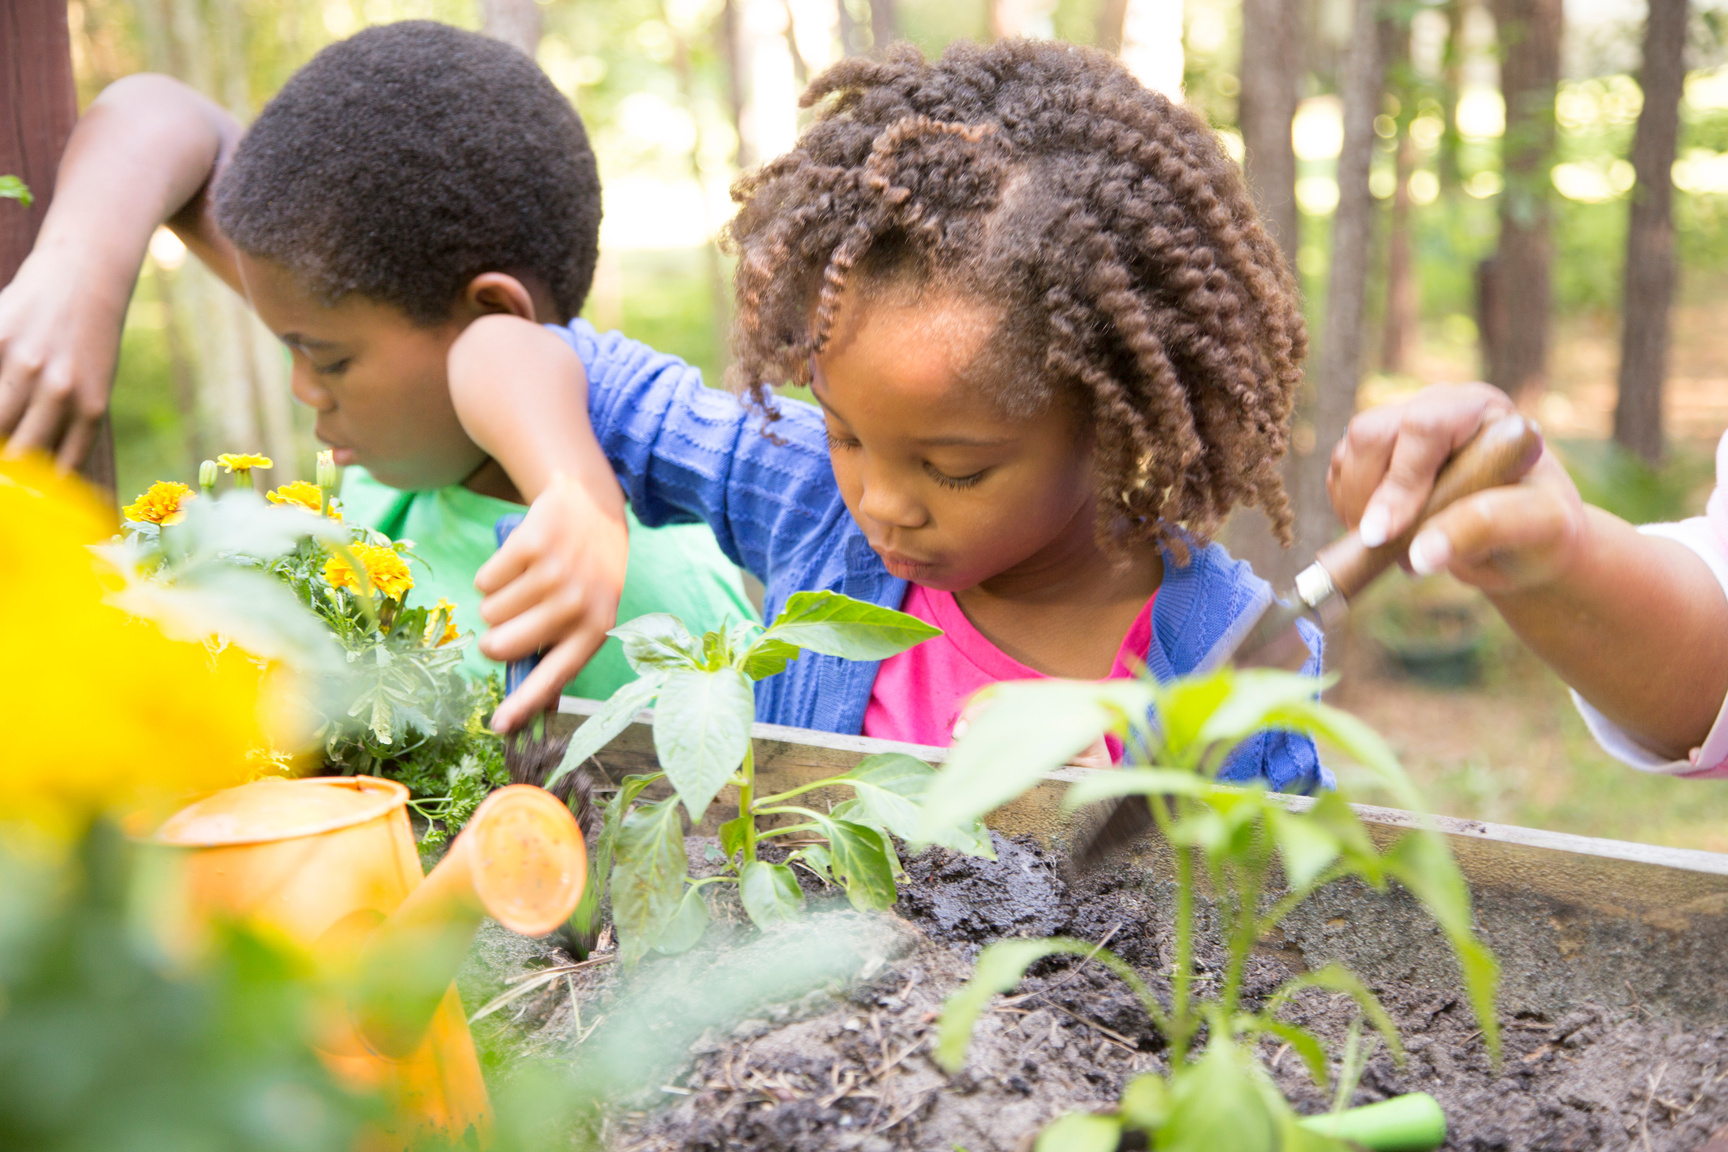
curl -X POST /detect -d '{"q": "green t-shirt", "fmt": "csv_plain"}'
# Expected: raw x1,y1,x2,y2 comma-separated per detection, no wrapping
339,467,757,698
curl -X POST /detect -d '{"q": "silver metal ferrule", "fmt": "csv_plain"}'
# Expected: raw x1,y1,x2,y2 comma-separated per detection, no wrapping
1292,562,1347,626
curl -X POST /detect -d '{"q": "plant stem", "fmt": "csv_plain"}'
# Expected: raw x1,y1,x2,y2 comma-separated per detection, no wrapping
1222,862,1263,1020
740,741,757,863
1150,795,1196,1068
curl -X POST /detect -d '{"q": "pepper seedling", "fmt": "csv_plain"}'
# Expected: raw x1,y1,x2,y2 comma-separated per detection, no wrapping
921,669,1499,1151
548,590,993,963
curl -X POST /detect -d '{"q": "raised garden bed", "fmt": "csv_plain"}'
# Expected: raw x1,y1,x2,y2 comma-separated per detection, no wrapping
457,699,1728,1151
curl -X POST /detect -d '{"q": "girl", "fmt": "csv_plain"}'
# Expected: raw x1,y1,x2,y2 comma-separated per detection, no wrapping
471,39,1327,789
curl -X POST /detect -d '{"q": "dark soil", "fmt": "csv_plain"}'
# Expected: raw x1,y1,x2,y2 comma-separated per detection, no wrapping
459,834,1728,1152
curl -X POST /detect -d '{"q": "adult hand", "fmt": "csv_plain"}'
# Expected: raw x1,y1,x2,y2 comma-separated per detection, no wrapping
0,246,127,470
1327,382,1588,596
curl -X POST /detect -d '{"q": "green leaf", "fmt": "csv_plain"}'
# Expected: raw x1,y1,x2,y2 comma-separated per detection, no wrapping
759,590,941,660
1254,1018,1330,1088
651,885,709,955
835,754,995,858
610,613,704,673
1061,768,1206,811
1159,1038,1277,1152
611,796,689,965
0,175,33,207
794,844,833,883
545,674,664,790
819,818,897,911
738,636,800,680
718,813,751,864
651,667,755,821
1195,668,1330,748
1118,1073,1170,1131
1383,832,1502,1060
1270,964,1403,1066
1154,673,1234,767
917,679,1153,842
739,860,805,927
1266,806,1341,893
1034,1112,1122,1152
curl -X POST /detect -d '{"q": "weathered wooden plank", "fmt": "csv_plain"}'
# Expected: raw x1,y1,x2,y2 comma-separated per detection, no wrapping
555,695,1728,1021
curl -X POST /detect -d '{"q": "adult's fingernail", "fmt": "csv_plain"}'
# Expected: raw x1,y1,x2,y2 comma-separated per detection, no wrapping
1358,505,1390,548
1408,530,1451,576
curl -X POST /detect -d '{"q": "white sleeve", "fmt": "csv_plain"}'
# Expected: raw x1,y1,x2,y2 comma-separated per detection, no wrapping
1569,516,1728,776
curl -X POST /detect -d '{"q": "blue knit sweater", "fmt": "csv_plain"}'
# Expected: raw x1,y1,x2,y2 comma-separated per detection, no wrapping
553,320,1331,793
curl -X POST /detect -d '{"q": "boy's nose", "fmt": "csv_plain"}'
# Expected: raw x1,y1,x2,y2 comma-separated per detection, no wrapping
289,365,334,411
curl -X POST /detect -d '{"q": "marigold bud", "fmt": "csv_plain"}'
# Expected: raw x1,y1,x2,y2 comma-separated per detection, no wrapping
198,459,218,492
316,449,338,495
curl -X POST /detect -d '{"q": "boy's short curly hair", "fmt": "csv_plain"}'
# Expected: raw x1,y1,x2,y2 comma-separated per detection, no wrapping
215,20,601,325
725,39,1306,553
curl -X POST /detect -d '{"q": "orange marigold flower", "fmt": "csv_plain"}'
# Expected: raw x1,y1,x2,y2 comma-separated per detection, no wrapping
323,543,414,601
217,452,273,473
266,480,336,516
123,481,196,525
424,598,460,647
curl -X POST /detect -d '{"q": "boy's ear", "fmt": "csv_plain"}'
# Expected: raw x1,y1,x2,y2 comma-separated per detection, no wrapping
462,272,540,323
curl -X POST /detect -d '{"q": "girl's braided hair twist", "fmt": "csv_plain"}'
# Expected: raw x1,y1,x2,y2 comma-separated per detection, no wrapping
724,38,1306,553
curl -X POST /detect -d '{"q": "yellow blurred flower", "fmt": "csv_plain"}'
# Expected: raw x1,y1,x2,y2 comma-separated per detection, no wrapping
424,598,460,647
1,456,266,839
323,543,414,601
122,480,196,525
217,453,273,473
266,480,337,517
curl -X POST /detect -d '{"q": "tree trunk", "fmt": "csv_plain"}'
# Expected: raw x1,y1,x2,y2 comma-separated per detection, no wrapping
1238,0,1304,267
1096,0,1130,51
1484,0,1561,400
1381,22,1417,374
1439,0,1466,192
1613,0,1688,464
869,0,897,50
480,0,544,57
1297,0,1387,551
2,0,115,496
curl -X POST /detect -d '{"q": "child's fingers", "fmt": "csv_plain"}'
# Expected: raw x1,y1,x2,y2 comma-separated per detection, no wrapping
476,560,560,628
490,627,609,733
474,526,536,595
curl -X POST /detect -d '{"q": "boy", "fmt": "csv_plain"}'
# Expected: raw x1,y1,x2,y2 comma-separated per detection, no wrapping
0,21,752,731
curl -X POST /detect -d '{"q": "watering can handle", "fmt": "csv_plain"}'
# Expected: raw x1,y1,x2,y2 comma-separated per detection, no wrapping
493,513,541,699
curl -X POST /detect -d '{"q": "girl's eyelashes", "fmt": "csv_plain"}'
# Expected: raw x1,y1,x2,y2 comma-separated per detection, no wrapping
825,430,859,451
926,464,986,490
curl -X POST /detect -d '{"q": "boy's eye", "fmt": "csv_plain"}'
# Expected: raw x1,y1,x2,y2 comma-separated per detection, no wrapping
315,358,353,376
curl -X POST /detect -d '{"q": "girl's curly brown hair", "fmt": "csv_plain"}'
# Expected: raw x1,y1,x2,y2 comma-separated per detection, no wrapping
723,38,1306,554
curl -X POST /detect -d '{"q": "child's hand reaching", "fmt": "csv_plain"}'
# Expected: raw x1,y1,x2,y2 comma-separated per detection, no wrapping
448,313,629,733
476,469,627,732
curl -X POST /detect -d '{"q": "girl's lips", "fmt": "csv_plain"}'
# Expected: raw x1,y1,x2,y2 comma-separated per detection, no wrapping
878,551,938,580
329,447,358,467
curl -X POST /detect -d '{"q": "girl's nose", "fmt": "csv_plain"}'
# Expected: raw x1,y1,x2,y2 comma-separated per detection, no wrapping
856,464,927,530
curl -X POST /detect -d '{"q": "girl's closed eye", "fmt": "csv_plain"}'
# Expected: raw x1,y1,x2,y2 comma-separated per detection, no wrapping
925,462,986,489
825,429,860,451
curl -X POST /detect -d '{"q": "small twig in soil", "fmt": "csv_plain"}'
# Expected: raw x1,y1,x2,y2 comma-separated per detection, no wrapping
872,1087,936,1134
999,922,1124,1008
1641,1061,1669,1152
467,954,614,1024
1046,1001,1138,1051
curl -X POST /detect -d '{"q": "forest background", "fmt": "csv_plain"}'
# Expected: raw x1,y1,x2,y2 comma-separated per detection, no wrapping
51,0,1728,849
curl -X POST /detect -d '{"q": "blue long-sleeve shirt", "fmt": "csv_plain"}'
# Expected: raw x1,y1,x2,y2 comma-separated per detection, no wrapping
553,320,1331,792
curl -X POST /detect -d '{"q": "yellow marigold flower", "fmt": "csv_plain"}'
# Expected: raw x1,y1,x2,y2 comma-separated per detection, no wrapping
266,480,336,517
1,455,265,840
217,453,273,473
424,598,461,647
122,480,196,525
323,543,414,601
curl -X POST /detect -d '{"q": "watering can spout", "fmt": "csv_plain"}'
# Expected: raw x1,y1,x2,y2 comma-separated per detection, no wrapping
352,784,588,1059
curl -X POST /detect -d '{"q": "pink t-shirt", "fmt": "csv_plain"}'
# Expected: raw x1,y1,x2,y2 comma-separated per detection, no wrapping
862,584,1156,748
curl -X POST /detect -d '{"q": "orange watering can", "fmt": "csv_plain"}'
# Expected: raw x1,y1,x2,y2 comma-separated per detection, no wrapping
151,777,587,1149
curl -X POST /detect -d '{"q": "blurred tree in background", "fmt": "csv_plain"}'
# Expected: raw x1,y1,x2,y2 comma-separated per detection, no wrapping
52,0,1728,548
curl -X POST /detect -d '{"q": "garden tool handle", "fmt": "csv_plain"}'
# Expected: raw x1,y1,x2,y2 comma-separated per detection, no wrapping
351,785,587,1059
493,513,541,698
1311,413,1544,602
